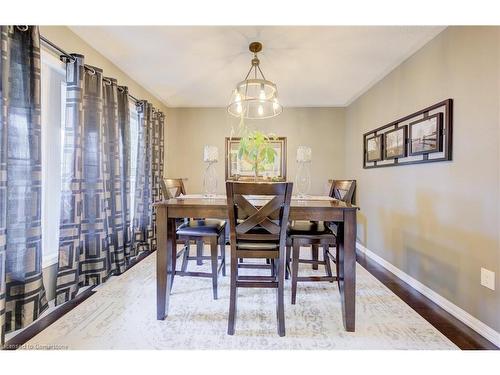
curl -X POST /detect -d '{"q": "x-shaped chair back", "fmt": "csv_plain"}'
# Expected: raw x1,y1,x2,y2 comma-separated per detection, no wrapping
226,182,293,246
329,180,356,204
161,178,186,199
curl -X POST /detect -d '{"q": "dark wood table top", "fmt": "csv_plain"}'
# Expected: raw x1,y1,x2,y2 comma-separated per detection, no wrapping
155,197,359,210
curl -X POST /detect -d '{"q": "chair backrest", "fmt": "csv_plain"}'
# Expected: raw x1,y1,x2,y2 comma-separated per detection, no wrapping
329,180,356,204
226,181,293,247
161,178,186,199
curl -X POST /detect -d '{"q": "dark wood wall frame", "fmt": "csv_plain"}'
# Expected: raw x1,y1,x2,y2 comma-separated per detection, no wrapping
363,99,453,169
408,112,443,156
383,126,408,160
365,134,384,162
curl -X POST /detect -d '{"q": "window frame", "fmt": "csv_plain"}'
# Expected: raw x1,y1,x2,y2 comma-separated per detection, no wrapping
40,47,66,268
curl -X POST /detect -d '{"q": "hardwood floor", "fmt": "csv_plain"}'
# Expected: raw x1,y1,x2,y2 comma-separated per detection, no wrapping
4,250,153,350
356,250,499,350
4,249,497,350
4,286,96,350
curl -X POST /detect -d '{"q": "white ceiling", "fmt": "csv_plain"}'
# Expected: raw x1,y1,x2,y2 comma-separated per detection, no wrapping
70,26,445,108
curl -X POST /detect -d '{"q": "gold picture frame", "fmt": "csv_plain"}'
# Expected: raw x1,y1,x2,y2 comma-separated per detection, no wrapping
225,137,287,181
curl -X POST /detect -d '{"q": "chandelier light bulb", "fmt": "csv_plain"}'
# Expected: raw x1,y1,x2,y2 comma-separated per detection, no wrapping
236,103,242,114
273,98,279,111
259,84,266,100
258,105,264,115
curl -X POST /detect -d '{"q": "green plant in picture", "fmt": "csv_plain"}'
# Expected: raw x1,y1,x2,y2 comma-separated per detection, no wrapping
238,129,278,181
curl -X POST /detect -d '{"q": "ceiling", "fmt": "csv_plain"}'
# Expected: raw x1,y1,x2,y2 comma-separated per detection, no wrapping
70,26,445,108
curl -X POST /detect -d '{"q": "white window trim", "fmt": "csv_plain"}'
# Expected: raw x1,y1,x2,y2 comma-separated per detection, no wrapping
41,48,66,268
42,253,59,269
41,47,66,74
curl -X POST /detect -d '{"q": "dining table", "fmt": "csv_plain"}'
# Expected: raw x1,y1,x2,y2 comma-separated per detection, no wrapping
154,194,359,332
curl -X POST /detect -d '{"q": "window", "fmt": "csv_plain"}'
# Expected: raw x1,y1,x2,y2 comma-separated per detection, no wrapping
40,51,140,268
40,48,66,268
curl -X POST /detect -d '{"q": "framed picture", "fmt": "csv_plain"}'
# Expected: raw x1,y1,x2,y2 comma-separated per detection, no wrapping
384,126,407,159
365,134,383,162
225,137,287,181
409,113,443,155
362,99,452,169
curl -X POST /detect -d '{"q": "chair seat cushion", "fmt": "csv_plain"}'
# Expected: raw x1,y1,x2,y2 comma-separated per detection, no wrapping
175,218,188,229
288,221,335,238
176,219,226,237
237,241,279,250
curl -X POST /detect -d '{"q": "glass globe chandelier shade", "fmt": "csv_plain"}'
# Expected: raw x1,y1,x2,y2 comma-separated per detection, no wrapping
227,42,283,119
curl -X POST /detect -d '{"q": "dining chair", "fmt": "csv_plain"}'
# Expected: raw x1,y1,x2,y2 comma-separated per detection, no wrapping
161,178,187,200
329,179,356,204
287,179,356,304
161,178,208,266
226,181,293,336
160,178,226,299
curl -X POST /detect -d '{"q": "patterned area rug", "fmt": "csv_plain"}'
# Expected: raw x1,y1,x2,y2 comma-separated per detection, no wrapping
24,247,457,350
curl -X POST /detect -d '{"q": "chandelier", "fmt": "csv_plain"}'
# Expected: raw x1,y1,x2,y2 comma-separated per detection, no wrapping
227,42,283,119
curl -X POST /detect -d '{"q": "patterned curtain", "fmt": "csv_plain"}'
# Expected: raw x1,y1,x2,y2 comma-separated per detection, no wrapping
102,77,129,274
56,56,120,304
132,102,164,253
117,85,134,262
0,26,48,347
55,56,165,305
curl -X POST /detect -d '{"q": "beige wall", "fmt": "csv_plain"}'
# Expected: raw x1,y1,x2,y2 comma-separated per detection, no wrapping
165,107,346,195
345,26,500,332
39,26,168,113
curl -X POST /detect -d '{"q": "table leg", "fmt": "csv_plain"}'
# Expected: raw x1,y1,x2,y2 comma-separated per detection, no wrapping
337,209,356,331
156,206,175,320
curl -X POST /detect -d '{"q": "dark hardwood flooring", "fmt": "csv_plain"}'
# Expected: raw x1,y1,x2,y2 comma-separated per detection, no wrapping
357,250,499,350
4,286,96,350
4,249,497,350
4,250,153,350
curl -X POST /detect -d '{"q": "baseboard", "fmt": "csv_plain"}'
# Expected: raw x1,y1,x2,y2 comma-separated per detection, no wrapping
356,242,500,348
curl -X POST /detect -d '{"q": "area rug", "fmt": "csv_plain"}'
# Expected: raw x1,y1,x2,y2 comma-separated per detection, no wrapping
24,247,457,350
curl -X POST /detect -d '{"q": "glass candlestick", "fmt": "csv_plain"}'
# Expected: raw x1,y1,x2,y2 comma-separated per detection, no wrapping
203,145,218,198
203,161,217,198
295,146,312,199
295,161,311,199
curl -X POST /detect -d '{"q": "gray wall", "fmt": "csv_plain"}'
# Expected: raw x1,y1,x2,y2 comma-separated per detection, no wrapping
165,107,346,195
344,26,500,331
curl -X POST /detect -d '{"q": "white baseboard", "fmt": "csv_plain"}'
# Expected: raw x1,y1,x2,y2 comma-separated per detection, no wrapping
356,242,500,348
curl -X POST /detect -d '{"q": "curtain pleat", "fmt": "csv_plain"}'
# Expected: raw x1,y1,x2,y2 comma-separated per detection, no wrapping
56,55,109,305
0,26,48,347
117,86,133,262
132,102,164,253
102,77,127,274
56,56,164,305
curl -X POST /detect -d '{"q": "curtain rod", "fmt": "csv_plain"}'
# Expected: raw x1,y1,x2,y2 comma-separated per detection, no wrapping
40,34,143,105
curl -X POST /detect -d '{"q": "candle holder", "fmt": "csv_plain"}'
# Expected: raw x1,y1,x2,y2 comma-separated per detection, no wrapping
203,145,218,198
295,146,312,199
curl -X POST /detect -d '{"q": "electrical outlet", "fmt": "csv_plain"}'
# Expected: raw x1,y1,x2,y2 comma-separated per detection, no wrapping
480,268,495,290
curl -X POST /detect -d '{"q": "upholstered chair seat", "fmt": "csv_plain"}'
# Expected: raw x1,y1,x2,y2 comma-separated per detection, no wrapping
288,221,335,239
176,219,226,236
